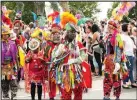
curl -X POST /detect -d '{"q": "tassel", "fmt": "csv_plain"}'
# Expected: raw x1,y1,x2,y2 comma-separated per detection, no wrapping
69,68,75,89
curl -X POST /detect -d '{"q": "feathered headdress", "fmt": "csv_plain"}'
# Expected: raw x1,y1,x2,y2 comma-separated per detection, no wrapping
48,11,59,23
2,24,11,35
60,12,78,28
31,27,42,38
112,2,136,21
2,6,13,29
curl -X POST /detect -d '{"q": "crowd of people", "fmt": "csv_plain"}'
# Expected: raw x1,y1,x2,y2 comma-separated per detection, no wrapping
1,5,137,100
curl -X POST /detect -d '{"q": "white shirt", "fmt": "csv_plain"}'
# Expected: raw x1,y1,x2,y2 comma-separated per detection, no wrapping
121,33,136,56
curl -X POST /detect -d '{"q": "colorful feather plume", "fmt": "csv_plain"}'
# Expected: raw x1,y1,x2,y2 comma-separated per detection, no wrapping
112,2,136,21
2,6,13,29
60,12,78,28
47,11,59,23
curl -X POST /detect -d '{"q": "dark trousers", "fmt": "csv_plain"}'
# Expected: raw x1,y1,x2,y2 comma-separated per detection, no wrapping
17,68,21,83
88,55,95,72
31,82,42,100
1,79,18,98
94,52,102,76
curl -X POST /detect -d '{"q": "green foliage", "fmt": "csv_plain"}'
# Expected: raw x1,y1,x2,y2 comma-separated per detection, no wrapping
22,2,35,24
1,1,45,24
2,2,17,21
107,2,137,22
50,2,60,11
107,2,120,19
128,2,137,19
68,1,100,17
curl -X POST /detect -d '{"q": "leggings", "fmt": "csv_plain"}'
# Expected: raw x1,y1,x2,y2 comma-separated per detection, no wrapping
88,55,95,72
103,74,121,98
59,83,83,100
17,68,21,83
94,52,102,76
31,82,42,100
1,79,18,98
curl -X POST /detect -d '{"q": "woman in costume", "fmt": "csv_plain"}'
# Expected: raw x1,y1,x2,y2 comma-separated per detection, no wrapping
1,24,18,99
102,20,128,100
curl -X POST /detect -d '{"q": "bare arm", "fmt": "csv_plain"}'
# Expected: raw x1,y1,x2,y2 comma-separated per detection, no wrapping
91,32,98,44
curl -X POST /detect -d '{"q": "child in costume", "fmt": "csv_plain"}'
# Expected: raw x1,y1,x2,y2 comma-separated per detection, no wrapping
25,38,45,100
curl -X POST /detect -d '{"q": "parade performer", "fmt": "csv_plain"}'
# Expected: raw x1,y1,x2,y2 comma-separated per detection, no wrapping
25,38,45,100
102,20,128,100
50,23,92,100
2,6,13,29
41,23,62,100
13,20,26,83
1,24,18,99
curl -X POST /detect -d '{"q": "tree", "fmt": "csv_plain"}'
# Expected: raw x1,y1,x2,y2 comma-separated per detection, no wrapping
127,2,137,19
107,2,137,22
21,2,35,24
68,2,100,17
1,1,46,24
34,2,45,16
107,2,120,19
59,2,70,12
50,2,60,11
2,2,17,21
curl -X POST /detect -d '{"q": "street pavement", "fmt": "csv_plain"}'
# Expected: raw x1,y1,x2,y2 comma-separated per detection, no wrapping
6,76,137,100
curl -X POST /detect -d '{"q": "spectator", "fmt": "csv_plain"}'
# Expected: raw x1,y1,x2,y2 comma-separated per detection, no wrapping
91,24,102,76
121,23,137,88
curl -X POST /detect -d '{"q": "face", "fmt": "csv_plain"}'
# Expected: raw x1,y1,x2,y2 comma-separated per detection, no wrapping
14,28,20,35
86,22,92,27
85,27,91,33
128,24,131,33
2,34,10,40
52,32,61,43
108,25,113,34
132,28,137,36
66,31,76,42
33,48,39,53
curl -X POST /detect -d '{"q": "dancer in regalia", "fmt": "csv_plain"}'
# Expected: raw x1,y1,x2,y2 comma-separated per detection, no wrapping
102,20,128,100
1,24,18,100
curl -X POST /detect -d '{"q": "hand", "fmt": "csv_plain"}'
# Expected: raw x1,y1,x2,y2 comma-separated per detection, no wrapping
102,64,105,71
113,63,120,74
123,63,128,71
68,59,76,65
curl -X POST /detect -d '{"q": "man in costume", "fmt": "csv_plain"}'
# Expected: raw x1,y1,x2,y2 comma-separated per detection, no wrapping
102,20,128,100
1,24,18,99
50,23,91,100
41,23,62,100
13,20,26,83
25,38,45,100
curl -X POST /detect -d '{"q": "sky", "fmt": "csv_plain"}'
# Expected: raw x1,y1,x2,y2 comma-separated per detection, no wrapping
45,2,113,21
96,2,113,21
